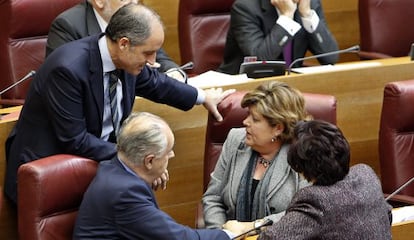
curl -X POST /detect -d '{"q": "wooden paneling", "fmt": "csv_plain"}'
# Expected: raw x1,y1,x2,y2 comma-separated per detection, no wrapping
0,111,21,240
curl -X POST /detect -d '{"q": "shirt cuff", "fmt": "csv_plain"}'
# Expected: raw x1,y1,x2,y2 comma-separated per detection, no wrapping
222,229,237,239
195,88,205,105
301,10,319,33
277,15,301,36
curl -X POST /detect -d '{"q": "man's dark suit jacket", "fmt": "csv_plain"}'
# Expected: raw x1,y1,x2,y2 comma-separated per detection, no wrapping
218,0,339,74
46,1,179,72
4,34,197,203
73,158,230,240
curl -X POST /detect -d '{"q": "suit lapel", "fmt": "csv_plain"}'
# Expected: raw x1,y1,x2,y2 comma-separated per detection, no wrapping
119,71,134,122
266,144,292,198
85,2,102,35
88,35,105,124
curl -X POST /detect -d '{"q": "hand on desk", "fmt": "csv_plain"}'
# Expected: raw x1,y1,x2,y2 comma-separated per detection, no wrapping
222,220,255,238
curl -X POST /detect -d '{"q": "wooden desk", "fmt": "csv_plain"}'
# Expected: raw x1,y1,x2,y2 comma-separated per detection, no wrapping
1,57,414,238
0,106,21,240
392,220,414,240
239,219,414,239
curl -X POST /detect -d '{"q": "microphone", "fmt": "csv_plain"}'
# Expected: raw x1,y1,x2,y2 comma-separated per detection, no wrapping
385,176,414,201
231,219,273,240
179,61,194,71
0,70,36,95
287,45,360,75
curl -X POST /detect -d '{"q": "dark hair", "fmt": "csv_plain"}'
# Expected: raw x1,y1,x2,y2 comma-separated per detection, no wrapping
105,3,163,46
288,120,350,185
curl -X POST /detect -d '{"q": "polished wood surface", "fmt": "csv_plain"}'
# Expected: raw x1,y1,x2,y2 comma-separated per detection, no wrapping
1,58,414,238
0,107,21,240
244,219,414,240
392,220,414,240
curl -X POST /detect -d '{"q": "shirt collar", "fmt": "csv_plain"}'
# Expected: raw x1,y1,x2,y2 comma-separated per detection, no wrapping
98,35,116,73
93,8,108,33
117,156,139,177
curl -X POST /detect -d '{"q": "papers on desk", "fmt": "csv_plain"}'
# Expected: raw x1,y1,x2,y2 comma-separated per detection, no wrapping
392,206,414,224
187,70,251,88
291,61,382,74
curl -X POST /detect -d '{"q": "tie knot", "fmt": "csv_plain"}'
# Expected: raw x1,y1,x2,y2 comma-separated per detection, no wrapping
109,70,121,85
110,69,121,77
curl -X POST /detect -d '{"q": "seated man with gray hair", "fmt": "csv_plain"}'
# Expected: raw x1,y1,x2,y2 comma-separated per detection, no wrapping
73,112,232,239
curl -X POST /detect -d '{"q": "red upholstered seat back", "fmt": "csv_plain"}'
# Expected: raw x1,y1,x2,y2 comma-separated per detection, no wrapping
18,154,98,240
178,0,235,75
379,80,414,197
0,0,81,106
203,91,337,191
358,0,414,59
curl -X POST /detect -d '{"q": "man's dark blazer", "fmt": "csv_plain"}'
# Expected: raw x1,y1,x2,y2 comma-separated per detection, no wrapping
46,1,179,72
73,158,230,240
218,0,339,74
4,34,197,204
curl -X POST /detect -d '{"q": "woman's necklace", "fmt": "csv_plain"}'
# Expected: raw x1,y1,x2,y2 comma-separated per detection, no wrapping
258,157,272,168
258,147,281,168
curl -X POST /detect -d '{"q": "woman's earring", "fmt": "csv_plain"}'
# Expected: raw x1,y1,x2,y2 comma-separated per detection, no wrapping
271,137,276,142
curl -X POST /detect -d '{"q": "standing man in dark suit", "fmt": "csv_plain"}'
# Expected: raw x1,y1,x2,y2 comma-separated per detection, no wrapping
73,112,232,239
218,0,339,74
4,3,233,204
46,0,185,80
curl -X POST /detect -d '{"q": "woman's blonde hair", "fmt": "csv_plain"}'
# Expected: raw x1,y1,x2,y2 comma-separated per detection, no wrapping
241,81,311,143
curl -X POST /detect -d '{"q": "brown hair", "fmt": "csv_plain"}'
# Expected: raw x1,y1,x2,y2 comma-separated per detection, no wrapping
241,81,311,143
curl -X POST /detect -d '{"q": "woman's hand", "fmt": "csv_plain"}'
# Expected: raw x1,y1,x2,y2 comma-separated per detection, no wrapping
222,220,254,237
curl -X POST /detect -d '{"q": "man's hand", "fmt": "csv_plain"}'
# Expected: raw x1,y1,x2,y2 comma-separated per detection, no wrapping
271,0,297,19
152,169,169,191
203,88,236,122
297,0,312,18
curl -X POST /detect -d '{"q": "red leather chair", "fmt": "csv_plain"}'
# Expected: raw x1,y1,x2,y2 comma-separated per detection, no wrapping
18,154,98,240
196,90,337,227
0,0,81,106
379,80,414,206
178,0,235,75
358,0,414,60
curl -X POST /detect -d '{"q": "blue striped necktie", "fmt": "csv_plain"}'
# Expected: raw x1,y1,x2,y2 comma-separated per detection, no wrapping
109,70,120,136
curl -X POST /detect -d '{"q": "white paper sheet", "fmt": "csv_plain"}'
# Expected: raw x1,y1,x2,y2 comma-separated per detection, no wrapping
187,70,251,88
392,205,414,224
291,61,382,74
